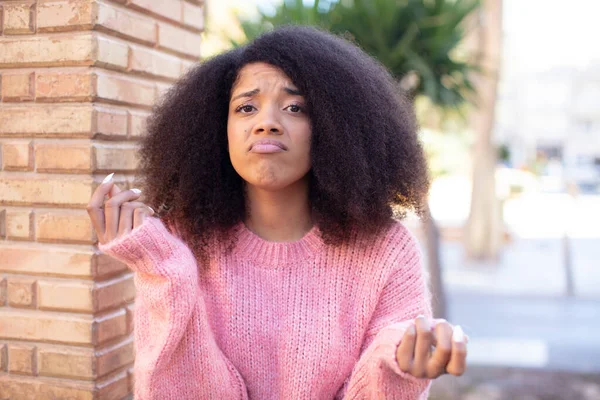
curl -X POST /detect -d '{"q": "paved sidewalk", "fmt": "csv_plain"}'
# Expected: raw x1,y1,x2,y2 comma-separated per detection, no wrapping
429,367,600,400
440,238,600,299
446,291,600,373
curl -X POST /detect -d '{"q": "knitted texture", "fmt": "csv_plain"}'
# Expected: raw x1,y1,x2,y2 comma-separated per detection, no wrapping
99,217,432,399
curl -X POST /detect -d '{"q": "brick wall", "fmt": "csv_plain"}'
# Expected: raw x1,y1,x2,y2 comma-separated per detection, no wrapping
0,1,203,398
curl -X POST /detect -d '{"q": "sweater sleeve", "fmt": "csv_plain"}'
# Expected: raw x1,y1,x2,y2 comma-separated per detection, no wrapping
99,217,248,400
337,227,432,400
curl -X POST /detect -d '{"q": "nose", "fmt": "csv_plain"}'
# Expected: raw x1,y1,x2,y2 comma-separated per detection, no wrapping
252,107,283,135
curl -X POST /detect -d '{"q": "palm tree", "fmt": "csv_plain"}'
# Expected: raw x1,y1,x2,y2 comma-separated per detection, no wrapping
233,0,481,318
464,0,503,261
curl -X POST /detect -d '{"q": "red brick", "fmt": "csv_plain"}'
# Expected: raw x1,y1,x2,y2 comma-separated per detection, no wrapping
0,175,93,206
0,309,94,344
35,70,95,102
0,33,95,68
96,369,129,399
93,106,129,138
96,2,157,46
125,303,134,334
94,274,135,312
8,344,37,375
93,253,128,280
127,367,134,393
96,336,134,377
95,71,156,107
0,374,94,400
157,21,201,59
181,59,196,75
38,345,94,380
0,243,95,278
1,140,33,171
93,309,127,344
0,278,6,305
7,277,37,308
37,0,94,33
127,0,182,24
95,34,129,71
0,72,35,101
0,344,7,371
129,43,182,80
155,81,172,103
2,1,36,35
37,280,93,312
183,1,204,31
5,209,33,240
0,104,94,137
128,110,150,137
36,209,95,244
93,143,139,173
35,142,92,173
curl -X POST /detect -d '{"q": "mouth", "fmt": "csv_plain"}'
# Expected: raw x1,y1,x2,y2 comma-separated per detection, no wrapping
248,139,288,153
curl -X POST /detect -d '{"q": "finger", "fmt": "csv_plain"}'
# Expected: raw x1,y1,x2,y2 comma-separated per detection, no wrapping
427,321,453,378
133,205,154,229
413,316,433,378
87,173,116,243
396,324,416,372
109,181,122,198
118,201,149,237
446,326,467,376
430,318,448,347
104,188,142,242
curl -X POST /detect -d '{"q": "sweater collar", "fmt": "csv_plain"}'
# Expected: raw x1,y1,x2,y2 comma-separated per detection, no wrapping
231,222,324,267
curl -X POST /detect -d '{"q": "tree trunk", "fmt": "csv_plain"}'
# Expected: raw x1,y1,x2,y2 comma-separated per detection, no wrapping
465,0,504,261
423,205,447,319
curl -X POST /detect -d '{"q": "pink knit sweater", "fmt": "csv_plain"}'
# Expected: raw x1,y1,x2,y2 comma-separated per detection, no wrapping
99,217,432,399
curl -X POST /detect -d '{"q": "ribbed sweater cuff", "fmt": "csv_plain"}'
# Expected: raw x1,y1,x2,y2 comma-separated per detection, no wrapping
373,321,428,384
98,217,195,276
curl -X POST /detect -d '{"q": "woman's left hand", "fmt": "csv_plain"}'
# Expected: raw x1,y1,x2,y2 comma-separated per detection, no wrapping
396,316,467,379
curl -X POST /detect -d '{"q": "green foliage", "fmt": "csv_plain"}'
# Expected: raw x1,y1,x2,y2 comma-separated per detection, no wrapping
234,0,480,109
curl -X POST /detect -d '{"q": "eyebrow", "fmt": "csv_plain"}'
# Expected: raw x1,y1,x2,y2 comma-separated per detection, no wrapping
230,87,303,102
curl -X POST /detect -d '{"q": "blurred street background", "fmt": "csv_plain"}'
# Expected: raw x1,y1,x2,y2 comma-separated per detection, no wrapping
202,0,600,398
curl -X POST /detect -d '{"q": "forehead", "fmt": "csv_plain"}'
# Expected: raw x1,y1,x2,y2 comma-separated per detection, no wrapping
233,62,296,90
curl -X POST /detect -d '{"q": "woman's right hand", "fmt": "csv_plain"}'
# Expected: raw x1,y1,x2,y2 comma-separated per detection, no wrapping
87,173,155,245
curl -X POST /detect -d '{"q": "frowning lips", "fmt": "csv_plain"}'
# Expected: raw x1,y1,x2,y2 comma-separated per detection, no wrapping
248,139,288,153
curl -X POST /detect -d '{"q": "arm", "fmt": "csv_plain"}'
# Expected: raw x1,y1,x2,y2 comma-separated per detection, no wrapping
337,229,432,400
99,217,248,400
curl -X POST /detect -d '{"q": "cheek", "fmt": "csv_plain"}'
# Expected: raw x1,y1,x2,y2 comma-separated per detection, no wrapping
296,124,312,164
227,121,243,154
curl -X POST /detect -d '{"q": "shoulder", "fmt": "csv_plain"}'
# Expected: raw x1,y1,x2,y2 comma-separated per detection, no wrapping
343,219,423,279
357,218,422,262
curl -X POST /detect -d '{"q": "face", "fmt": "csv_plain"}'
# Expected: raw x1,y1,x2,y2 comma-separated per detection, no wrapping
227,62,312,191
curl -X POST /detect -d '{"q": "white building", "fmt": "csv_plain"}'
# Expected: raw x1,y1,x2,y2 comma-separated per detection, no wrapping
494,63,600,191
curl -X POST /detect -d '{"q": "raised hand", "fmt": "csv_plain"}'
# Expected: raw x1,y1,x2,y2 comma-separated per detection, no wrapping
87,173,155,244
396,316,467,379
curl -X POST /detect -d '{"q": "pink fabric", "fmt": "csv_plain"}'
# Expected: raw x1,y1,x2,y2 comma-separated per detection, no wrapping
99,217,432,399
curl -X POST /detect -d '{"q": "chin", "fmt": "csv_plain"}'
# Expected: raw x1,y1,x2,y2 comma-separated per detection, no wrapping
246,176,290,192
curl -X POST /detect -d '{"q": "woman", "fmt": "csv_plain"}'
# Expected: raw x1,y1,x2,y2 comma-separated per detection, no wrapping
87,26,467,399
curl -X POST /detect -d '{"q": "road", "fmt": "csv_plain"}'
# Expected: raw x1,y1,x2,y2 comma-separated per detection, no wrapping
448,291,600,373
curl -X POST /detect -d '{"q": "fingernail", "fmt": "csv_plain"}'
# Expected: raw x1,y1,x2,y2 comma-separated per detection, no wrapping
147,206,155,215
453,325,465,343
407,324,416,335
102,173,114,184
131,188,141,194
432,318,447,330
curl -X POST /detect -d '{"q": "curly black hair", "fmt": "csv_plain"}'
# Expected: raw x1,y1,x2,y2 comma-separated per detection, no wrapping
138,25,429,261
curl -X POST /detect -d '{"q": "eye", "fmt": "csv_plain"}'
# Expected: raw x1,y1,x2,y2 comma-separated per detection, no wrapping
286,104,303,113
235,104,255,113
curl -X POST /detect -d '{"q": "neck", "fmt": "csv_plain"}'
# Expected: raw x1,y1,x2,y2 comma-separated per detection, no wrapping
244,177,313,242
